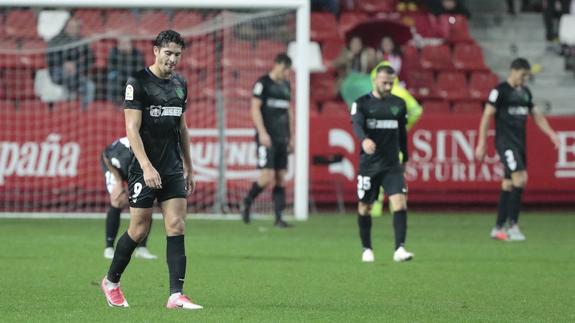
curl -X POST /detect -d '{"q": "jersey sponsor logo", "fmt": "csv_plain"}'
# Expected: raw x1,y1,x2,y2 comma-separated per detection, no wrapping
267,98,290,109
508,106,529,116
253,82,263,96
366,119,399,129
488,89,499,103
149,106,183,117
125,84,134,101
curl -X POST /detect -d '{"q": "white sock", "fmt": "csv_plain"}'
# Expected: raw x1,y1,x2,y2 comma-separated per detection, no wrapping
169,292,182,301
105,277,119,289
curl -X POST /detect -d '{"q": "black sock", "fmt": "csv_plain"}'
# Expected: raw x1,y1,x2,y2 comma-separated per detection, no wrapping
167,235,186,295
509,186,524,225
105,206,122,248
107,232,138,283
138,221,151,247
393,210,408,250
357,214,372,249
272,186,286,222
496,190,511,228
244,182,264,206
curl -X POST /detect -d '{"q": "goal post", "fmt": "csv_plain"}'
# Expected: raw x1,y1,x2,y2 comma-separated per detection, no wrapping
1,0,310,220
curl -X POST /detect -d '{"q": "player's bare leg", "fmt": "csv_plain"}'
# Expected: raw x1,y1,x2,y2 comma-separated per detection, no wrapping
161,198,203,310
273,170,291,228
507,171,528,241
242,169,274,224
491,179,513,241
358,202,374,262
102,207,152,307
389,194,413,262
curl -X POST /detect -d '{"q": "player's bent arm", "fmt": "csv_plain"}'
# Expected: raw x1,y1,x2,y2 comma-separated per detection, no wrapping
179,114,193,174
124,109,153,170
531,106,560,148
250,97,268,137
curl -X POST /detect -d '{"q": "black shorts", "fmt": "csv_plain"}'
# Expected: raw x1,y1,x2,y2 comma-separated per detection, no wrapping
257,142,288,170
128,172,187,208
357,167,406,204
497,146,526,179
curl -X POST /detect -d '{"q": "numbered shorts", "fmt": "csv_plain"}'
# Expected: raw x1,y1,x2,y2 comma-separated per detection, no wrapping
128,172,187,208
357,168,406,204
497,146,526,179
256,143,288,170
104,171,117,194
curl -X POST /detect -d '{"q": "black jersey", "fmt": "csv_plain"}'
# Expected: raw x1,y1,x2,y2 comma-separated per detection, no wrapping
124,67,188,176
488,82,534,150
351,93,408,173
102,137,133,180
252,74,291,144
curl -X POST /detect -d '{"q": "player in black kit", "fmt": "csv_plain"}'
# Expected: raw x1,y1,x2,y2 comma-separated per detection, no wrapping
101,137,157,260
351,65,414,263
241,53,294,228
475,58,559,242
101,30,202,310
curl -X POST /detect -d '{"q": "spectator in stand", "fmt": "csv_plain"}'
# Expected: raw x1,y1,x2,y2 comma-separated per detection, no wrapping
47,18,95,109
333,36,377,84
311,0,340,15
106,37,146,105
426,0,471,18
543,0,571,43
376,36,402,76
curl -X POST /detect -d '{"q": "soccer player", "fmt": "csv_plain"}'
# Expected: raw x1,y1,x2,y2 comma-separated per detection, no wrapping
241,53,294,228
475,58,559,241
101,137,157,260
351,65,414,263
101,30,202,310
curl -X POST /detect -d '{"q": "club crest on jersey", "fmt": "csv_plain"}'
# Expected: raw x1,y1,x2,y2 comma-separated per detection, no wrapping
390,106,400,116
150,105,162,117
175,87,184,100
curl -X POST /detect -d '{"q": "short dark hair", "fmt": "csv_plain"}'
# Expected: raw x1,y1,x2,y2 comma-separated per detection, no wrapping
274,53,292,67
153,29,186,49
510,57,531,71
376,64,396,75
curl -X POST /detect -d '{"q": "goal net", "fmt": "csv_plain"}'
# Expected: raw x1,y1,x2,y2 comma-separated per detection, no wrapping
0,2,309,218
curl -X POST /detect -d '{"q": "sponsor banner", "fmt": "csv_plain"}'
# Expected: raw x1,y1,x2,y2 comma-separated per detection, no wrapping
0,110,573,210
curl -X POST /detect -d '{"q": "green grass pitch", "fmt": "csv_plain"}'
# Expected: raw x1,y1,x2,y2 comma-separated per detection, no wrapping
1,212,574,322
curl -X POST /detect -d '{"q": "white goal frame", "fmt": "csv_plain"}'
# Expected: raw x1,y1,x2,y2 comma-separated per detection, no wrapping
3,0,311,220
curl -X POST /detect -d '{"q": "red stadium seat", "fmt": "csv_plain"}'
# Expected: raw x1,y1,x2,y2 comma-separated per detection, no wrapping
105,10,138,35
437,14,472,43
356,0,397,13
183,36,215,69
310,12,338,42
255,40,287,68
3,68,36,100
469,72,499,101
322,100,349,115
405,70,437,100
453,43,488,71
138,11,169,37
436,71,470,101
15,100,48,113
73,9,105,37
182,68,216,100
422,100,451,113
0,39,20,68
20,39,47,69
222,68,266,99
338,12,369,37
453,101,483,114
401,44,422,72
172,11,204,30
92,39,118,70
132,39,155,66
322,39,345,70
411,13,439,38
222,41,258,68
421,44,453,71
310,72,337,103
5,10,38,39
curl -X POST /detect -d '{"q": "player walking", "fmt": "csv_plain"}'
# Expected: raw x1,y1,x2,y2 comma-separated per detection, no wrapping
241,54,294,228
475,58,559,241
351,65,414,263
101,30,202,310
101,137,157,260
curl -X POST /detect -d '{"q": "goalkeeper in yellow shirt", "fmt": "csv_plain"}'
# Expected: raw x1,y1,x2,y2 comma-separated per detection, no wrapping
369,61,423,216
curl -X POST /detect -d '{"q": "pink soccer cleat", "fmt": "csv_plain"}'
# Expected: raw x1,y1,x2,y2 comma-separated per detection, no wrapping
166,293,203,310
101,277,129,307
